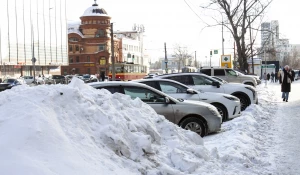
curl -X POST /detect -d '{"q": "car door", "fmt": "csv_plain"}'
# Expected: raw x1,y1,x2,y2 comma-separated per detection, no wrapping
190,75,225,93
225,69,241,83
122,86,176,122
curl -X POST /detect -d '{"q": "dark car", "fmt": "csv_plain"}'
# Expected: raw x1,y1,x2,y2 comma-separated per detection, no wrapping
44,75,66,84
0,78,22,91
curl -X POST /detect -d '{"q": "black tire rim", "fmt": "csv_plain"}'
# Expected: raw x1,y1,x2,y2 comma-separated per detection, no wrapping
184,122,202,135
239,97,247,111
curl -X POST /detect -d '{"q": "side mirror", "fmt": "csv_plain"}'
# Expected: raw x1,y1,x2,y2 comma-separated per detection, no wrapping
165,97,170,104
212,81,220,88
187,88,197,94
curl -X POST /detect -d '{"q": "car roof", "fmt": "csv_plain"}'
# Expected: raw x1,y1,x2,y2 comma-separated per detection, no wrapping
153,72,209,78
88,81,179,102
133,78,191,89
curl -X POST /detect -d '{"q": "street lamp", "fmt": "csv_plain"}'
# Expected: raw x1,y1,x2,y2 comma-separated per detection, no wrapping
110,22,116,81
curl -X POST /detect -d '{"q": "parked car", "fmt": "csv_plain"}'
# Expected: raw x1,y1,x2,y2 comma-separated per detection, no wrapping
21,76,35,84
0,78,23,91
134,78,241,122
44,75,66,84
81,74,98,83
89,81,222,137
234,70,261,85
153,73,258,111
199,67,258,87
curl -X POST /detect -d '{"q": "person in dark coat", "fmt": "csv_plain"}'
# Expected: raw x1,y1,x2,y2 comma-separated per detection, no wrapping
271,72,275,82
280,65,293,102
290,68,295,82
275,71,278,82
267,73,270,81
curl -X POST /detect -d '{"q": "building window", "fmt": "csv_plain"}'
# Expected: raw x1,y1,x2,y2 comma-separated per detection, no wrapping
96,29,105,37
69,45,73,52
76,56,79,62
69,37,78,42
98,44,106,51
75,45,79,51
100,57,106,65
87,56,90,62
69,57,73,63
87,68,91,74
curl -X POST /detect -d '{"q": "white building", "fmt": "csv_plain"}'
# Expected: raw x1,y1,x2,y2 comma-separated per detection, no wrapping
0,0,68,78
116,24,149,73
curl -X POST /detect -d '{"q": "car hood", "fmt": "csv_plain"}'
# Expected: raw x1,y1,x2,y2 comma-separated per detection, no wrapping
180,99,215,108
242,74,259,80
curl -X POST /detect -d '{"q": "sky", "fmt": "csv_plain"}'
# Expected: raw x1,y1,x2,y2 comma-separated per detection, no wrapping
65,0,300,64
1,76,300,174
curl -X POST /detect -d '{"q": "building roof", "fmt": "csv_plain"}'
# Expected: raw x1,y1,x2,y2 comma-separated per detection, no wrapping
68,22,84,38
81,0,108,17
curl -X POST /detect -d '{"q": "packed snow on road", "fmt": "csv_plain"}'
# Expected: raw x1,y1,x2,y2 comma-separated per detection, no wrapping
0,78,299,175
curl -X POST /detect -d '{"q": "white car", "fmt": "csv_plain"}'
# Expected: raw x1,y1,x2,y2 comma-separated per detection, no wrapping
154,73,258,111
21,76,34,84
134,79,241,121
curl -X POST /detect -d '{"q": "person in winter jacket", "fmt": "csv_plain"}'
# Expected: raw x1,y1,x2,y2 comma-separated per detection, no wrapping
280,65,293,102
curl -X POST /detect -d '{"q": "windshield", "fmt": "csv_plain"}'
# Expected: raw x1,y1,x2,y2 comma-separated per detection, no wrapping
3,79,15,84
212,76,227,84
203,75,224,85
83,75,90,78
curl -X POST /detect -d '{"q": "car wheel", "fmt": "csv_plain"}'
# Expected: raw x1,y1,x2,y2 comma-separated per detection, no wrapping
180,117,206,137
211,103,227,122
234,94,249,111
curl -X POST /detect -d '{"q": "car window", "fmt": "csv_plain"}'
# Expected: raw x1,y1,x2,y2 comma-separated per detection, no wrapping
140,81,158,90
96,86,122,94
123,86,165,103
165,75,192,85
159,81,187,93
200,69,211,76
225,69,237,76
214,69,225,76
191,75,213,85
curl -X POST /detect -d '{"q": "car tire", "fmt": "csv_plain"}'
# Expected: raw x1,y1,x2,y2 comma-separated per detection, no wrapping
211,103,227,122
180,117,206,137
234,94,249,111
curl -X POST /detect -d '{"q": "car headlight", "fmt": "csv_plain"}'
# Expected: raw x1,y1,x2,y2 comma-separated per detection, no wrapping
207,106,220,116
223,95,239,101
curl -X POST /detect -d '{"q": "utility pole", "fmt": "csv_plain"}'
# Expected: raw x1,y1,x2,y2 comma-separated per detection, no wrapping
233,42,236,68
249,16,254,75
164,42,168,74
110,23,116,80
194,51,197,67
222,18,224,55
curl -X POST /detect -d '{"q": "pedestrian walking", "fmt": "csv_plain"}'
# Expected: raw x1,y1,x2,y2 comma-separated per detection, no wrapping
280,65,293,102
267,73,270,81
263,72,267,80
277,70,281,84
271,72,275,82
275,71,278,82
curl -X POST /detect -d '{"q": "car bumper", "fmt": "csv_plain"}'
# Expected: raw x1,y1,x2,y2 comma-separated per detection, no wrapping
227,102,242,120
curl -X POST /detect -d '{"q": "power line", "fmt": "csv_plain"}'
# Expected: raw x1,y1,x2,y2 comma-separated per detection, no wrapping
183,0,208,25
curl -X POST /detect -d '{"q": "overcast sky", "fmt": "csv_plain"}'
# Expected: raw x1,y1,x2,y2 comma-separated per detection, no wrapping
66,0,300,63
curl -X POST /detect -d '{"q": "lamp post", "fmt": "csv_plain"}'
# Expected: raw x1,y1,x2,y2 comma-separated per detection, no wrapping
110,23,116,81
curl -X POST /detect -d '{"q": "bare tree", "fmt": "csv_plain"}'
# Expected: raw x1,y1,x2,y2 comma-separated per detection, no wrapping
200,0,272,71
282,50,300,69
173,44,191,71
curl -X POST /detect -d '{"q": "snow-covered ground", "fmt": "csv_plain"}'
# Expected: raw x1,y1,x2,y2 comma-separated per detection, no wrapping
0,78,299,175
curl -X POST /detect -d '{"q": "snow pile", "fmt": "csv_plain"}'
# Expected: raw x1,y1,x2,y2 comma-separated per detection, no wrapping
0,78,283,174
204,84,278,174
0,78,218,175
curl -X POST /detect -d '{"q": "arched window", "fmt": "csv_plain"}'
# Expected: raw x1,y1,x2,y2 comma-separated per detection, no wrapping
96,29,105,37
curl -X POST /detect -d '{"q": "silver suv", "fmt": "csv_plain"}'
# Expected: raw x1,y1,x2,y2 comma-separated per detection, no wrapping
200,67,257,87
89,81,222,137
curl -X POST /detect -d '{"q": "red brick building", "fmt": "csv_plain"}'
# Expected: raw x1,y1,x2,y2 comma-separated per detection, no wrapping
62,1,120,78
